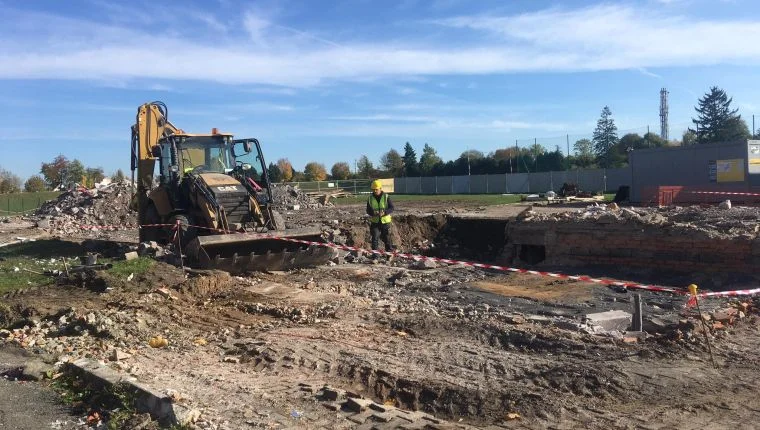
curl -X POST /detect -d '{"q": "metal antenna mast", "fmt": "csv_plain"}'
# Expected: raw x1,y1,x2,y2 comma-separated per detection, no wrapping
659,88,669,141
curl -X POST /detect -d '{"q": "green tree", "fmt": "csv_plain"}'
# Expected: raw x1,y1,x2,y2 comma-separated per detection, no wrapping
304,162,327,181
592,106,619,168
402,142,419,176
111,168,126,182
267,162,282,183
85,167,105,187
331,162,351,180
380,149,404,176
419,143,442,175
642,132,667,148
528,143,545,158
459,149,484,161
0,168,21,194
692,86,751,144
24,175,47,192
682,129,698,146
276,158,293,182
40,154,69,189
573,138,595,168
357,155,374,179
619,133,644,152
66,160,86,187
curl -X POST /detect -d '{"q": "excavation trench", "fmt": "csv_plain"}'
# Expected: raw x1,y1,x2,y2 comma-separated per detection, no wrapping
344,213,760,289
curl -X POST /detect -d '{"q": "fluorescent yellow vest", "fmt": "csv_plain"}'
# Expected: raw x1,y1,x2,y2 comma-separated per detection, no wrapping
368,193,392,224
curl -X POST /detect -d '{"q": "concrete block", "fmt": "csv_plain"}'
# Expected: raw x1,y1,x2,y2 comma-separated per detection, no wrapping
585,310,632,332
345,397,373,412
124,251,139,261
68,358,189,427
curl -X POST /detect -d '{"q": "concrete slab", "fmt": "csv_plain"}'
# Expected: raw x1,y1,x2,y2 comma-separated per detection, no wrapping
586,310,633,332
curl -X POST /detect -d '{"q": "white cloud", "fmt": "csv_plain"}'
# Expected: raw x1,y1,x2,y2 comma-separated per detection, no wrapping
1,4,759,87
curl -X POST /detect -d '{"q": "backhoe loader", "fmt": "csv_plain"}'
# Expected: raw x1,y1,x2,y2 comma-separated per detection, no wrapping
130,101,333,273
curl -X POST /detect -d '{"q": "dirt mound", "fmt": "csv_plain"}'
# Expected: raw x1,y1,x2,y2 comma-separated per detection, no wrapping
33,181,135,234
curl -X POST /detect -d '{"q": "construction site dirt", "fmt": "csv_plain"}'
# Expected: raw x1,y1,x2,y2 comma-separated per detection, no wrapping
2,197,760,429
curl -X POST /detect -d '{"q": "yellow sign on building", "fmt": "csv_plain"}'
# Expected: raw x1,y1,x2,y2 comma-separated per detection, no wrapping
716,159,745,182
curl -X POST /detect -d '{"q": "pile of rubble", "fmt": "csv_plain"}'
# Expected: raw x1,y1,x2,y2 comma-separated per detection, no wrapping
518,202,760,238
270,184,332,210
33,180,135,234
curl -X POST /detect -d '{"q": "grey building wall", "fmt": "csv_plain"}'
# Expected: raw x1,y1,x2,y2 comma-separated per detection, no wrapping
629,140,755,203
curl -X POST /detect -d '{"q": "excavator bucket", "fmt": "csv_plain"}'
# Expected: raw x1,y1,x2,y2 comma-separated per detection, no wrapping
184,227,335,274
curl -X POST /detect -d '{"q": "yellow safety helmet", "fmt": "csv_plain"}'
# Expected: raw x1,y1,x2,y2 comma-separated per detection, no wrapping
371,179,383,190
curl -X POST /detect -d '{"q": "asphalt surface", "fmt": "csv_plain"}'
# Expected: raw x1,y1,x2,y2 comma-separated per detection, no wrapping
0,346,77,430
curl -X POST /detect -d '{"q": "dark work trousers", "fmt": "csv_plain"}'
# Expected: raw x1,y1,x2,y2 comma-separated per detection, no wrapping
370,222,393,252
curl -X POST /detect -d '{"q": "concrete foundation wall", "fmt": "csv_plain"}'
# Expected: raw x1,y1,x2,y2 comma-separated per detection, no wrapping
506,220,760,276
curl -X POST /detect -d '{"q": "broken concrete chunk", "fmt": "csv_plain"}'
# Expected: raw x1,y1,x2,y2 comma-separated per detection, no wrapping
21,359,54,381
124,251,139,261
642,316,680,334
345,397,373,412
718,199,732,210
111,349,132,362
712,307,738,323
586,310,633,332
412,259,438,270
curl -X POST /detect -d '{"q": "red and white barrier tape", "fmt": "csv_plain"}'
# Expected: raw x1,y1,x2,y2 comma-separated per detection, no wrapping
71,221,760,299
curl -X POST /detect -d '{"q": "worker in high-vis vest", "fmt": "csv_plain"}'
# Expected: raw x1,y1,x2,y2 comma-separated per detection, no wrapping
366,179,395,253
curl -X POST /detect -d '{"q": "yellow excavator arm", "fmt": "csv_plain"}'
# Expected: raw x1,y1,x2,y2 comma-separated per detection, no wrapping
130,101,182,218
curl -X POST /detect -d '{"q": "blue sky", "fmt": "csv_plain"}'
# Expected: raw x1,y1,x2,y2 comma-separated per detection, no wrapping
2,0,760,179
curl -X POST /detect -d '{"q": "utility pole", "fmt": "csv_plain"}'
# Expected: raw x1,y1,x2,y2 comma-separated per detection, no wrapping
566,134,570,157
753,114,756,138
534,138,537,172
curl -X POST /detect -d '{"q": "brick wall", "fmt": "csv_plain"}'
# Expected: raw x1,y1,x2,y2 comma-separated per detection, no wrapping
506,221,759,275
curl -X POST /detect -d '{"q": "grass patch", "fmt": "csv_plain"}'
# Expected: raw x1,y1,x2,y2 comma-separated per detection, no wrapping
109,257,155,278
334,194,523,206
0,191,60,215
0,240,85,294
0,239,154,294
52,371,141,429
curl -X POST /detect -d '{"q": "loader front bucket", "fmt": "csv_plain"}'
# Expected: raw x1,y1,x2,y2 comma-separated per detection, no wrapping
184,227,335,274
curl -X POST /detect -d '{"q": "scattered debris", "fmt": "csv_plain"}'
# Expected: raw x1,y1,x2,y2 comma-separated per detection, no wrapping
270,184,333,210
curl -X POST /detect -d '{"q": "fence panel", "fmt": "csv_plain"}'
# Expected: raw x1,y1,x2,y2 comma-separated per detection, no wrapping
452,176,470,193
550,171,574,192
421,177,437,194
435,176,454,194
605,167,632,192
576,169,606,192
405,177,422,194
506,173,530,193
486,174,507,194
528,172,552,193
469,175,488,193
393,178,407,194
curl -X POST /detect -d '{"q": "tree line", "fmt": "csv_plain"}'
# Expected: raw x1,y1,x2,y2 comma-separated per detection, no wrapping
266,86,759,181
0,155,124,194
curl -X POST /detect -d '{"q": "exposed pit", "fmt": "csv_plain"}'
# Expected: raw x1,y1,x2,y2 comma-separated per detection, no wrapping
342,212,760,290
